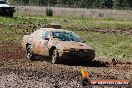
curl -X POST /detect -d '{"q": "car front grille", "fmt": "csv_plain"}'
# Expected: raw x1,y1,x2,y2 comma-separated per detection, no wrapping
69,49,95,56
1,7,15,12
70,48,89,53
79,49,84,52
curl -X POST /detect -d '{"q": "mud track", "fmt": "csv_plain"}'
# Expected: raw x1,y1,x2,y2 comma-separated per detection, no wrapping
0,20,132,87
0,41,25,60
1,23,132,35
65,26,132,35
0,41,132,88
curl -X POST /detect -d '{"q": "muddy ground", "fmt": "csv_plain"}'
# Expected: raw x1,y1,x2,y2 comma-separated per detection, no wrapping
0,38,132,88
1,23,132,35
0,23,132,88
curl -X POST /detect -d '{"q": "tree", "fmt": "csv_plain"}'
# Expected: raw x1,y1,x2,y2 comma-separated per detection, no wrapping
113,0,125,9
8,0,132,9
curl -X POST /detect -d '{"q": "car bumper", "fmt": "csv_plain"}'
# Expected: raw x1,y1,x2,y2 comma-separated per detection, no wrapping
0,7,15,14
59,49,95,61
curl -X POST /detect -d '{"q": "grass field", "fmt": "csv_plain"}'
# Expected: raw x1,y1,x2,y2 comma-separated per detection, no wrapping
0,16,132,29
0,16,132,60
75,31,132,60
15,6,132,20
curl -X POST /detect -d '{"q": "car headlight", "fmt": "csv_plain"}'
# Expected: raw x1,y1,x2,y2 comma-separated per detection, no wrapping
56,44,64,49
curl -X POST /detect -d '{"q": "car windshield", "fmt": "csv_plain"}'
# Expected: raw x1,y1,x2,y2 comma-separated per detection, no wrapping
52,31,82,42
0,0,6,4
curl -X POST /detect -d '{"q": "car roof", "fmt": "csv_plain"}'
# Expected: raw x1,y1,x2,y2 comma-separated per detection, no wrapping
39,28,71,32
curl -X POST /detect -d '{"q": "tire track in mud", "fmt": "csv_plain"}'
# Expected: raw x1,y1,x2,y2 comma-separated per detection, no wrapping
65,26,132,35
0,41,25,60
0,59,82,88
0,58,132,88
0,26,132,87
0,23,132,35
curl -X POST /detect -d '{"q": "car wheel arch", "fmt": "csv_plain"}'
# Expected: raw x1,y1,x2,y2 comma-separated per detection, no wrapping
26,43,31,48
49,46,56,57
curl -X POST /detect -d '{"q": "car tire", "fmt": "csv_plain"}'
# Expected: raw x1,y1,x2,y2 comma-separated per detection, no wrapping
26,45,36,60
51,48,60,64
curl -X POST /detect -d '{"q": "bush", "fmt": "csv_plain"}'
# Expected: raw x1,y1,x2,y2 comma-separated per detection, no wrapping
46,8,53,17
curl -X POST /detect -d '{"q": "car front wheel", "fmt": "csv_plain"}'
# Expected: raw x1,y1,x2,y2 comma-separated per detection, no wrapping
26,45,36,60
51,49,60,64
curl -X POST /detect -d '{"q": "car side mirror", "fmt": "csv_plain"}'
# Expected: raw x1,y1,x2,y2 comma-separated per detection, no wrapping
45,38,49,41
83,40,86,43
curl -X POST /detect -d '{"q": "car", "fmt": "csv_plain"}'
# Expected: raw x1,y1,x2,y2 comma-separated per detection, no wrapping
0,0,15,17
22,27,95,64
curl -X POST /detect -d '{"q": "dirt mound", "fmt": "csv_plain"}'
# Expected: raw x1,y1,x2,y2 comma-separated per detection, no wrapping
0,33,132,87
1,23,132,35
0,58,131,88
0,58,82,88
65,26,132,35
0,41,25,60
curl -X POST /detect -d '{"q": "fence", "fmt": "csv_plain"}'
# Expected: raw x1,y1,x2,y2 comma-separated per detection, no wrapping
15,6,132,20
9,0,132,20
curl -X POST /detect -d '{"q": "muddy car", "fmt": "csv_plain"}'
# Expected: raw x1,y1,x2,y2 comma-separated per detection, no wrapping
22,28,95,64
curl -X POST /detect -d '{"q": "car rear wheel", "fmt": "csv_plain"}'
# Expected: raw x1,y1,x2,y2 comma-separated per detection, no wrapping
51,49,60,64
26,45,36,60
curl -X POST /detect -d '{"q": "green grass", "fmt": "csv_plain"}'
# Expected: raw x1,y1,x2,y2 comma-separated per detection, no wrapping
0,16,132,60
74,31,132,60
0,27,23,43
0,16,132,29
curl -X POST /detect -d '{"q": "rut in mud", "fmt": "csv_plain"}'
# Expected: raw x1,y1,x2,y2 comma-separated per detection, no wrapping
0,20,132,87
0,42,132,88
1,23,132,35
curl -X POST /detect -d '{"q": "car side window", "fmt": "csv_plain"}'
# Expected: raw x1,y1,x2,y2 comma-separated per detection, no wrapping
42,31,49,39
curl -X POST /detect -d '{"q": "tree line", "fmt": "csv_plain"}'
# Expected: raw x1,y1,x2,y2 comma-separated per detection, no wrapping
9,0,132,9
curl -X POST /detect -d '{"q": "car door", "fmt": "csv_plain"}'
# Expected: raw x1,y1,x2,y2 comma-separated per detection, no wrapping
38,31,50,56
32,30,43,55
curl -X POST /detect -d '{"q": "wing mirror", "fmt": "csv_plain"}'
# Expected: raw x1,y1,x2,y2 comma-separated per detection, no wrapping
45,38,49,41
83,40,86,43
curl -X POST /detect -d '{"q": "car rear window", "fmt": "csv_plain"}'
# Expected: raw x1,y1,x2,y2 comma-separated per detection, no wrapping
0,0,6,4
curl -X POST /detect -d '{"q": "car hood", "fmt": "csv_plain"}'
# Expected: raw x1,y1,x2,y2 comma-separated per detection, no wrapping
57,41,93,50
0,4,9,7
